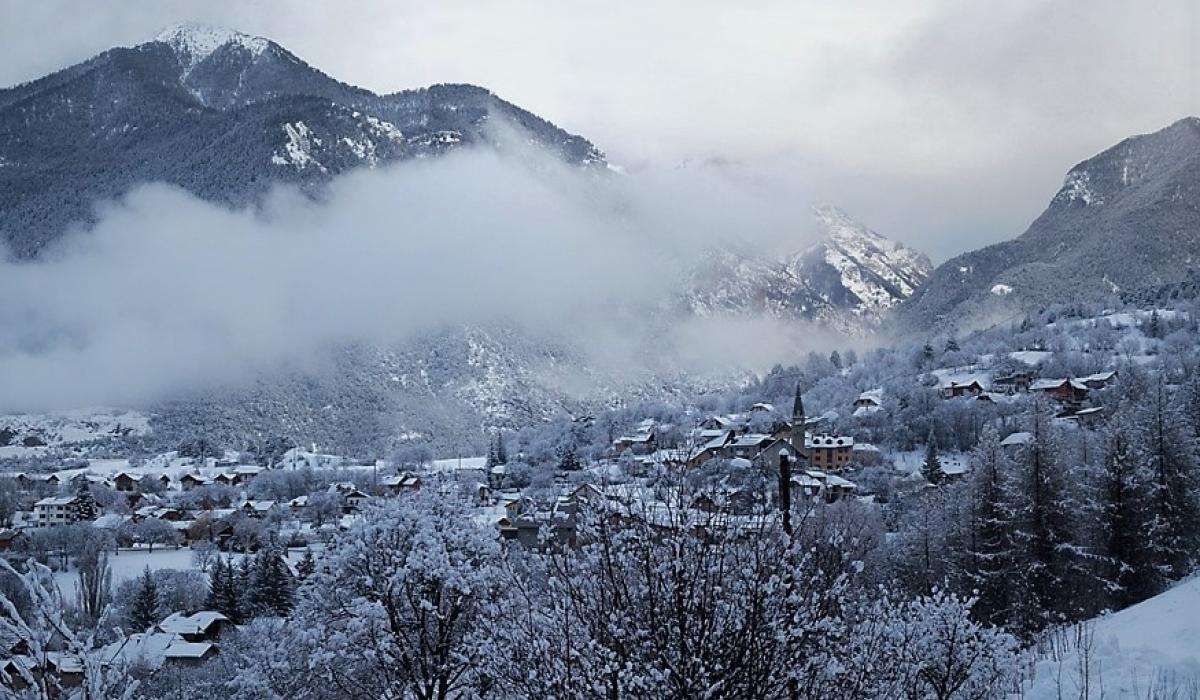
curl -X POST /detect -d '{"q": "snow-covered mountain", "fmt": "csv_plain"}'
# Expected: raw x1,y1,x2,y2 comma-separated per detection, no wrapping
0,26,933,455
900,117,1200,332
684,205,932,332
0,22,604,257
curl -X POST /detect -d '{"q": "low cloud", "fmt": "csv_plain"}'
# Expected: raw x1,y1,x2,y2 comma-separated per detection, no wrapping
0,148,838,412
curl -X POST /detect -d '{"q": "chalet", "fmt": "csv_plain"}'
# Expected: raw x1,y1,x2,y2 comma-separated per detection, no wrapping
238,500,278,518
805,433,855,472
101,632,218,670
381,474,422,495
157,611,230,642
612,423,657,455
288,495,308,513
179,473,212,490
992,372,1034,394
330,483,370,512
686,431,734,468
212,472,237,487
112,472,140,492
1029,378,1089,404
853,389,883,411
1061,406,1105,425
721,433,778,461
1000,431,1034,452
940,380,987,399
793,470,857,502
1079,370,1118,390
750,402,775,413
33,495,94,527
135,506,187,522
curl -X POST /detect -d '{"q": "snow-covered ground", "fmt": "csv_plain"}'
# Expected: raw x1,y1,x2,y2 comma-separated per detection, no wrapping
1022,576,1200,699
49,546,315,594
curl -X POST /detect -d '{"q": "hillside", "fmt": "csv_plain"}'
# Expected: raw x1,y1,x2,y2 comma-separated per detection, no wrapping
0,23,604,257
899,117,1200,332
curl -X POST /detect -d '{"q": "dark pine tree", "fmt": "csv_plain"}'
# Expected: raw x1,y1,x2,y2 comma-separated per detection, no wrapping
922,433,943,486
128,567,159,633
961,429,1018,627
296,548,316,581
1098,422,1157,608
249,548,295,617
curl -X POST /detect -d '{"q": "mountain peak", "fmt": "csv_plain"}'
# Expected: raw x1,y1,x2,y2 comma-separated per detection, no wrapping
153,22,271,71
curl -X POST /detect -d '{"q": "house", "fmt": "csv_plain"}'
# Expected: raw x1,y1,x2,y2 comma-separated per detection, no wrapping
1079,370,1118,390
686,431,734,468
720,433,778,461
1061,406,1105,425
238,500,278,518
157,611,230,642
112,472,140,492
612,429,656,455
381,474,422,495
992,372,1034,394
853,389,883,411
179,473,212,490
805,434,855,472
33,495,94,527
212,472,237,487
940,380,987,399
750,402,775,413
793,470,857,502
1030,378,1089,404
101,632,218,670
330,483,370,512
1000,432,1035,451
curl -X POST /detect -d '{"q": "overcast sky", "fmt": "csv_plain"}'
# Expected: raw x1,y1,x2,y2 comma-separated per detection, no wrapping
1,0,1196,258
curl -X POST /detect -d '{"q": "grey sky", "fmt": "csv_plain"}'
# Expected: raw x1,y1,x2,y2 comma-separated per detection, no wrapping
1,0,1196,259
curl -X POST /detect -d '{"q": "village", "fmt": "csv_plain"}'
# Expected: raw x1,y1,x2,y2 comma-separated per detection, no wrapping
0,323,1134,692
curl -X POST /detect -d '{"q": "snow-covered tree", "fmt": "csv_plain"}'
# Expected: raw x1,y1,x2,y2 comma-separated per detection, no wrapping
292,491,502,700
0,558,138,700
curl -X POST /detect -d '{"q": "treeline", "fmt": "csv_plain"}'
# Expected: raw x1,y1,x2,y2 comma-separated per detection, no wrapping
891,369,1200,637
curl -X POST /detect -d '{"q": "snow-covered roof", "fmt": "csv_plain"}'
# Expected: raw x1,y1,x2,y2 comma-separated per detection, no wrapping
158,611,228,636
856,389,883,404
34,496,78,507
805,434,854,448
1000,432,1034,447
730,433,775,448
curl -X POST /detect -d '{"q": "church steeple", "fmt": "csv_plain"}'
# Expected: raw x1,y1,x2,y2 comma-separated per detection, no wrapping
790,383,806,454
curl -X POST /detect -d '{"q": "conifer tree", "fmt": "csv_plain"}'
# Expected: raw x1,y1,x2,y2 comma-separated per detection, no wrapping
495,434,508,465
128,567,159,633
1098,419,1157,608
296,548,316,581
922,433,943,486
960,428,1018,626
250,547,295,617
206,557,244,623
1140,377,1200,580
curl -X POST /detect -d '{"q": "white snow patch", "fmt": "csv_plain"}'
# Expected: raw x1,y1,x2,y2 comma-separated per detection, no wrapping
271,121,326,172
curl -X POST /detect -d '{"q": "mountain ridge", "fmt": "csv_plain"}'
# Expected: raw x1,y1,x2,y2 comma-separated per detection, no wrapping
898,116,1200,332
0,23,605,257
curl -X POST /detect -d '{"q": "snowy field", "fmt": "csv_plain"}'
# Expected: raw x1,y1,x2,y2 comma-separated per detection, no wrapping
48,546,313,594
1023,576,1200,698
